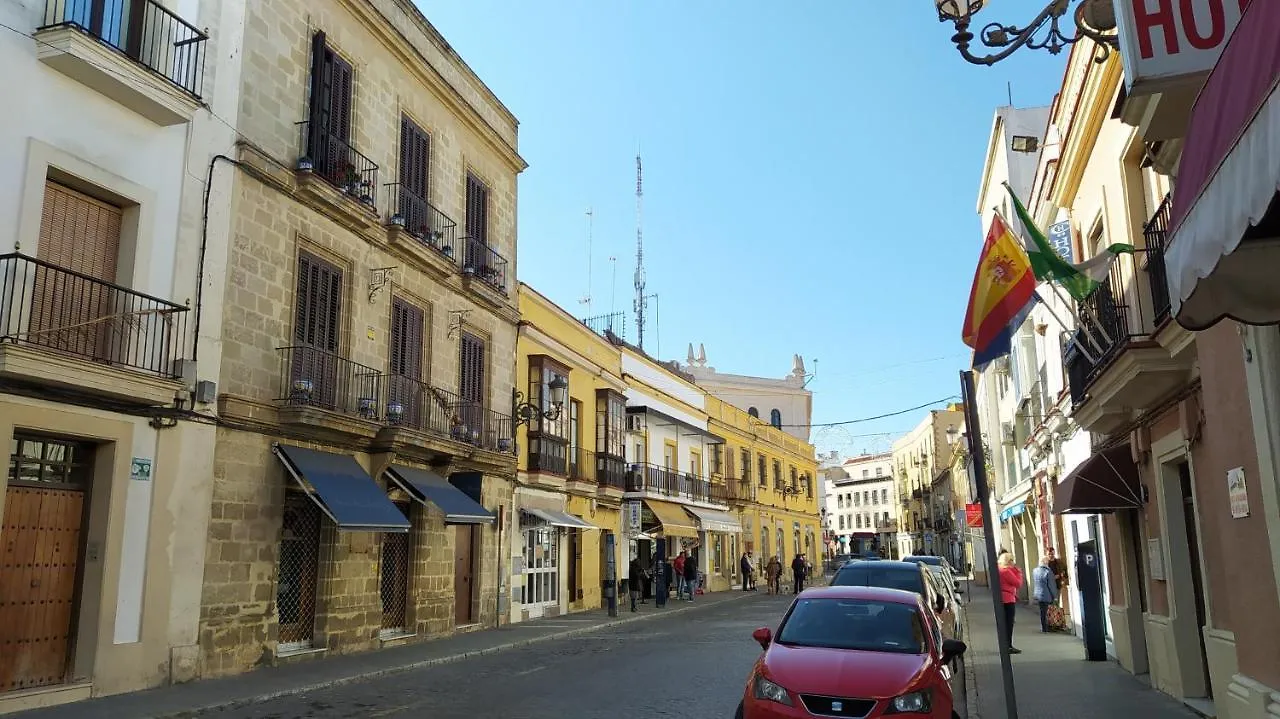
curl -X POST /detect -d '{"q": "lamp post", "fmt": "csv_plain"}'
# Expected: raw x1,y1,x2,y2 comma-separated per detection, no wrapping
934,0,1119,66
512,374,568,428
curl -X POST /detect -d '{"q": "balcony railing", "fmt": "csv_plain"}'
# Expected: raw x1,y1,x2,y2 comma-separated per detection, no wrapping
277,347,514,453
40,0,208,98
385,183,458,259
726,478,755,502
0,253,188,377
596,452,626,490
1144,194,1173,324
297,121,379,210
528,435,569,475
278,345,383,416
624,463,722,504
461,236,508,294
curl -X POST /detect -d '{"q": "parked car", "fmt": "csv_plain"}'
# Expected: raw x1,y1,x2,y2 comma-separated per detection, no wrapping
829,560,961,644
905,556,963,599
736,586,967,718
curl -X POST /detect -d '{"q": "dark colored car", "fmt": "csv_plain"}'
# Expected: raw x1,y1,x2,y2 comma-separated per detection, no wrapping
737,586,967,718
829,560,960,643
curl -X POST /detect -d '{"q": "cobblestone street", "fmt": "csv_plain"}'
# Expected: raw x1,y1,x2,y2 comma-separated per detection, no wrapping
963,584,1201,718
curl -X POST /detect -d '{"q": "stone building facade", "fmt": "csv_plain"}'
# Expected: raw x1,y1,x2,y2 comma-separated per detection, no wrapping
197,0,525,678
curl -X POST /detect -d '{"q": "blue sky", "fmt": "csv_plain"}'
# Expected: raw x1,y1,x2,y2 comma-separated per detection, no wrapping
419,1,1068,456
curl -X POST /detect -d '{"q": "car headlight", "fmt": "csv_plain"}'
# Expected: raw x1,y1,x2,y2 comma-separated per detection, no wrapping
753,675,794,706
887,689,932,714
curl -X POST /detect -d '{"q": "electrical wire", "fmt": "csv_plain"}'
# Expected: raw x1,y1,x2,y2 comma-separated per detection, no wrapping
775,396,962,429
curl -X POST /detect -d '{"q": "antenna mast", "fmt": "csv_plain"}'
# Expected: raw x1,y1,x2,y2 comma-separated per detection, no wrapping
580,208,593,314
633,153,647,350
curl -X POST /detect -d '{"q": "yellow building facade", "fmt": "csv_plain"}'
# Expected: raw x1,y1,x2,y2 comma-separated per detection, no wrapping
516,284,823,607
706,396,822,582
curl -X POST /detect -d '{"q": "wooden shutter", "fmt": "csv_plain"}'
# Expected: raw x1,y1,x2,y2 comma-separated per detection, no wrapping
307,32,353,181
464,174,488,246
293,252,342,352
398,117,431,232
37,181,121,281
389,297,424,379
459,332,485,405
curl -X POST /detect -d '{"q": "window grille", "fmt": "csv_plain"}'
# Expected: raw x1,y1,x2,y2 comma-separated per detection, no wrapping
379,501,412,635
276,493,322,650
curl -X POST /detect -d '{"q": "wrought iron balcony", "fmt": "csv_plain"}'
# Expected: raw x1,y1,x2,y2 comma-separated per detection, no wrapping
40,0,208,98
595,452,626,490
382,373,514,453
624,463,720,504
278,345,383,417
528,435,569,475
1144,194,1173,324
0,252,189,377
461,236,508,294
385,183,458,260
296,121,379,210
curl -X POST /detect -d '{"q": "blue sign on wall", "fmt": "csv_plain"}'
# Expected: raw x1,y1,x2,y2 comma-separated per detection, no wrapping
1048,221,1073,263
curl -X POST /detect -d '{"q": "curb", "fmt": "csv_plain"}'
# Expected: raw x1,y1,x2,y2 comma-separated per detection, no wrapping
161,592,756,718
962,609,980,719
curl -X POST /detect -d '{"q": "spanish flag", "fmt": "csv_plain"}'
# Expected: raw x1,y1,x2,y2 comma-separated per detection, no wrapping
962,214,1036,370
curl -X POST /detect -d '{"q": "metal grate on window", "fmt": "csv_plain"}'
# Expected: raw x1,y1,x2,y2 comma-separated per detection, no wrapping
380,501,412,636
276,493,322,650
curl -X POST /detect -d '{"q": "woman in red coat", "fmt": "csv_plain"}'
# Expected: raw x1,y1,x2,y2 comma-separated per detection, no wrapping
998,552,1025,654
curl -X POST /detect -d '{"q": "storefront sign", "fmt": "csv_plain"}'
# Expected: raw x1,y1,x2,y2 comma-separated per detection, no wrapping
965,503,984,528
1047,221,1073,263
1147,537,1166,580
1114,0,1250,96
626,500,641,532
130,457,152,482
1227,466,1249,518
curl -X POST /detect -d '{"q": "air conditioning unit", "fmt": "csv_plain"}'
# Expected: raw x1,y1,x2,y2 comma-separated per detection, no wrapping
1001,425,1017,445
626,415,644,432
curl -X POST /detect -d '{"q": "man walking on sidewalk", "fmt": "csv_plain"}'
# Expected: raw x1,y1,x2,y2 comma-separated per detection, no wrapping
740,550,756,591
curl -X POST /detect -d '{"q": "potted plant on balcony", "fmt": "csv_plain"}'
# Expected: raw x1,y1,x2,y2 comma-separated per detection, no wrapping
359,179,374,206
340,163,360,196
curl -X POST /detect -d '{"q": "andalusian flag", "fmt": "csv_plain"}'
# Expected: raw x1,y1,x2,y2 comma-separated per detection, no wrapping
962,214,1037,370
1003,182,1134,301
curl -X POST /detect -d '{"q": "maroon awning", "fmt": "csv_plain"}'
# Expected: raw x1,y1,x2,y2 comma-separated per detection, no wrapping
1053,444,1143,515
1166,0,1280,329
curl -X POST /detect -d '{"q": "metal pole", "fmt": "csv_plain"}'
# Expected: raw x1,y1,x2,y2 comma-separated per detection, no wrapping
960,370,1019,719
604,531,618,617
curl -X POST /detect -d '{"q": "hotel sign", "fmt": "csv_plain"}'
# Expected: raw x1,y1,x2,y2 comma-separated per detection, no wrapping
1113,0,1250,96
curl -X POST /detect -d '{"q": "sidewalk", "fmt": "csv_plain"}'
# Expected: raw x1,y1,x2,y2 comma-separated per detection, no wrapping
11,590,751,719
962,590,1198,718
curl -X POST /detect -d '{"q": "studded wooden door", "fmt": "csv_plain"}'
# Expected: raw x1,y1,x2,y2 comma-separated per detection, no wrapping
0,484,86,692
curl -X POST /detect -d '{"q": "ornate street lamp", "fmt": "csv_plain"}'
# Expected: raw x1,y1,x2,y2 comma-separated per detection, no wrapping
512,375,568,427
935,0,1119,66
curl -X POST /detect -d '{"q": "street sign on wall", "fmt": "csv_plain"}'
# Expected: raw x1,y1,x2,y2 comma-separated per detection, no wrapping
1113,0,1250,96
1047,221,1073,264
965,503,984,528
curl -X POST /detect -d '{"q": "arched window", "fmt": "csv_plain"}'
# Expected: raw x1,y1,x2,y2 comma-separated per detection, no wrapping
748,407,759,418
769,409,782,428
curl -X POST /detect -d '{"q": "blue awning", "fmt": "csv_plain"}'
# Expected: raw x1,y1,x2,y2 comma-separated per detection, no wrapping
386,465,495,525
273,444,410,532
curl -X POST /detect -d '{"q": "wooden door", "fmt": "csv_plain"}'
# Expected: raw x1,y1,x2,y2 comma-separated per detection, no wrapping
453,525,475,625
276,495,320,646
0,485,86,692
567,529,580,603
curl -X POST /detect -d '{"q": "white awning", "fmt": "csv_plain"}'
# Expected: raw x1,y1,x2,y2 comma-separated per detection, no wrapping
683,506,741,534
521,508,598,529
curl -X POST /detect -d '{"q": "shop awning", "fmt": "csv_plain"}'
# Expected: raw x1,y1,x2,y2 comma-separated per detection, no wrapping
683,506,741,534
385,465,495,525
522,508,597,529
273,444,410,532
998,502,1026,523
1053,444,1143,514
643,499,699,538
1167,0,1280,330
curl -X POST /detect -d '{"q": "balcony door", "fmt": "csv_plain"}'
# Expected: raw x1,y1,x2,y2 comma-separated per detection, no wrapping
388,297,425,427
457,332,485,442
31,181,121,361
292,252,342,408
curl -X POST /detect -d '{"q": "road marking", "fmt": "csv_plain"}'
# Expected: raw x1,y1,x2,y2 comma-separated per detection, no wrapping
514,665,546,676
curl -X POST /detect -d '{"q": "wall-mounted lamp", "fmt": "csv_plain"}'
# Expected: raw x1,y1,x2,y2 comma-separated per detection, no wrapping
369,266,397,304
512,375,568,427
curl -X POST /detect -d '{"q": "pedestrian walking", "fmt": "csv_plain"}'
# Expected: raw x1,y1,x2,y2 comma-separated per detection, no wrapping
1033,556,1059,633
683,551,699,601
791,554,807,594
998,551,1024,654
673,550,687,599
766,555,782,595
740,550,756,591
628,556,644,612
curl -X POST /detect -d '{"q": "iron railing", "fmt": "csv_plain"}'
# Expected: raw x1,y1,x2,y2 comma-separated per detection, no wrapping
624,463,722,504
297,121,379,209
0,253,189,377
1144,194,1173,323
40,0,208,98
528,435,569,475
581,312,626,341
383,376,513,453
461,236,508,294
278,345,383,417
385,183,458,259
596,453,626,490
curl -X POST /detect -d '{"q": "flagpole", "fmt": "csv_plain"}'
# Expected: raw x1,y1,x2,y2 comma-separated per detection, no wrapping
960,370,1019,719
1032,290,1098,365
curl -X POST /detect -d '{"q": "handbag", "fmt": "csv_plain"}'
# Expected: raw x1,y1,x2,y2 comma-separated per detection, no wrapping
1046,603,1068,631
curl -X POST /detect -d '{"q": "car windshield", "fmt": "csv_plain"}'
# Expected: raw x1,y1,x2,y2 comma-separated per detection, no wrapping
831,566,924,594
776,598,927,654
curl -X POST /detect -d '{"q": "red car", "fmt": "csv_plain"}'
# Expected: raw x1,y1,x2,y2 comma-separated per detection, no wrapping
737,585,967,718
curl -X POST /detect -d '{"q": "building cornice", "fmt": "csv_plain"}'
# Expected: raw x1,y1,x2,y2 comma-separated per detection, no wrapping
1052,54,1124,210
519,322,627,393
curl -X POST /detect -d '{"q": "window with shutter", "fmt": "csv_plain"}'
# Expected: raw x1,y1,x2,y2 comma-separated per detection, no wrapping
455,332,485,440
292,252,343,407
398,117,432,237
465,174,489,246
308,32,354,186
388,297,425,427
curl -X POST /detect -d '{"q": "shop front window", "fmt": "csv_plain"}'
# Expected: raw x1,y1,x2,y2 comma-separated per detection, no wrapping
521,515,559,606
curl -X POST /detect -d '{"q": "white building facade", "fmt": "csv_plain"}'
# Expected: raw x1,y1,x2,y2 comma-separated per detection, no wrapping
677,346,813,443
0,0,242,709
